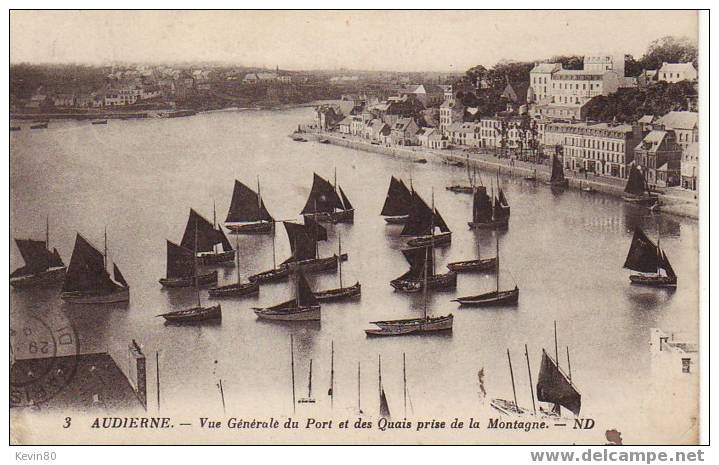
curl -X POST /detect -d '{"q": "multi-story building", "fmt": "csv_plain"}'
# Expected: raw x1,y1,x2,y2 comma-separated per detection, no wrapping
439,98,465,134
104,86,142,106
529,63,562,104
446,122,481,147
634,130,682,187
657,62,697,83
544,121,644,178
655,111,698,149
549,69,621,106
681,142,698,191
583,55,625,75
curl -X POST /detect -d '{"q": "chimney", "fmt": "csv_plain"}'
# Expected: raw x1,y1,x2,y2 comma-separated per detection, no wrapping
128,340,147,410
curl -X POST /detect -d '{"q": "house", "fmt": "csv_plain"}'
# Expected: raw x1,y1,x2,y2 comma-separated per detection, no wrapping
350,116,367,136
439,98,465,134
417,127,448,150
681,142,698,191
104,86,142,106
368,119,391,143
52,93,76,107
637,115,657,132
634,130,682,187
530,62,562,104
338,116,353,134
658,62,697,83
655,111,698,149
501,81,530,114
405,84,445,108
390,117,420,146
447,122,481,148
243,73,259,84
316,105,343,131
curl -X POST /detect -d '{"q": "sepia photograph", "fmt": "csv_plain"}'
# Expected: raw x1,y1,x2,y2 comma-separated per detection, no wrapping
7,8,708,451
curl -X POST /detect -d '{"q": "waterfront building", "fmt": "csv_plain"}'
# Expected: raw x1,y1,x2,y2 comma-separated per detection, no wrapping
634,130,682,187
657,62,697,83
338,116,352,134
638,69,659,87
447,122,481,147
417,127,448,149
104,86,142,106
52,93,76,107
650,328,698,377
681,142,698,191
316,105,343,131
390,117,420,146
439,98,465,134
655,111,698,149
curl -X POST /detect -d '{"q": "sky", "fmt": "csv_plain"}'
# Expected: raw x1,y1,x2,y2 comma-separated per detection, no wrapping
10,10,698,71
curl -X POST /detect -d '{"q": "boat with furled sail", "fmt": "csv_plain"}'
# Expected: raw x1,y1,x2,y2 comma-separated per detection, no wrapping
253,268,321,321
301,172,354,223
208,232,260,298
623,163,658,205
391,246,456,292
159,240,218,288
281,218,348,273
182,208,235,265
546,151,569,188
158,225,221,323
447,234,497,273
61,230,129,304
623,226,677,287
313,232,361,302
402,190,452,247
446,156,480,193
381,176,413,224
224,178,274,234
467,183,509,230
10,218,66,288
453,233,518,306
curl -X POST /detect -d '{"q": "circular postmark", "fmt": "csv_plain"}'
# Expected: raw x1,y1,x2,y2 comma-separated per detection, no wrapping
10,310,79,408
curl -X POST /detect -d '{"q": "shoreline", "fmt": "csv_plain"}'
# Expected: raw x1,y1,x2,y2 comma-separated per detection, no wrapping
300,131,698,221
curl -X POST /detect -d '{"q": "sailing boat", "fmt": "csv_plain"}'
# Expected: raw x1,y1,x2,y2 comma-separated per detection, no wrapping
10,218,66,288
158,225,222,323
182,208,235,265
623,227,677,287
208,232,260,297
301,172,354,223
378,355,391,418
253,268,321,321
159,241,217,288
224,179,274,234
313,232,361,301
623,163,658,205
61,231,129,304
247,222,290,283
453,233,518,306
490,348,536,416
283,219,347,273
446,234,497,272
467,183,509,230
547,152,569,188
297,360,316,404
403,191,452,247
497,173,511,217
367,246,454,336
446,155,478,193
381,176,413,224
391,246,457,292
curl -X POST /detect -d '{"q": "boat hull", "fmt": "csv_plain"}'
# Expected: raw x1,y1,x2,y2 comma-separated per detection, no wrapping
490,398,560,418
159,305,222,323
287,253,349,273
159,270,218,288
10,266,66,288
365,314,453,336
453,287,519,306
253,305,321,321
546,179,569,188
468,218,509,230
390,271,457,292
208,281,260,298
225,221,273,235
383,215,409,224
623,194,658,206
406,232,452,248
629,274,677,287
248,267,290,283
61,287,129,304
447,258,497,272
313,282,361,302
304,209,354,224
197,250,235,265
446,185,474,194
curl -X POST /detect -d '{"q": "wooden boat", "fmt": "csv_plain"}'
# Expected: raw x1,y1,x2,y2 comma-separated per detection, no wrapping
209,233,260,298
623,226,677,287
91,120,108,125
313,233,361,302
407,231,451,248
253,270,321,321
401,189,452,247
447,235,497,272
414,158,427,164
30,122,48,129
10,218,66,288
159,240,218,288
446,156,479,193
446,185,474,193
61,231,130,304
546,153,569,188
453,234,519,306
391,246,457,292
301,172,354,223
181,208,235,265
467,184,509,230
623,164,658,205
319,138,330,144
248,266,289,283
10,126,21,131
224,178,274,235
292,135,308,142
281,218,349,272
381,176,413,224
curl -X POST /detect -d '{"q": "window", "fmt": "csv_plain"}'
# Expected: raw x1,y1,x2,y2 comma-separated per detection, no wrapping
682,358,691,374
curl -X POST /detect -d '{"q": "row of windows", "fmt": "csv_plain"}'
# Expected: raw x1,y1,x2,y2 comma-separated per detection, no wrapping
563,136,625,152
565,147,625,164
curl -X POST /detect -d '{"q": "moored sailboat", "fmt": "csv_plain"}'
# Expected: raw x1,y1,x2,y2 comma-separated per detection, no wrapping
381,176,413,224
546,152,569,188
447,234,497,272
253,269,321,321
10,218,66,288
446,155,479,193
159,240,218,288
208,233,260,298
623,227,677,287
467,184,509,230
623,163,658,205
224,179,274,234
301,172,354,223
391,246,457,292
281,219,348,273
453,234,518,306
402,190,452,247
313,232,361,302
182,208,235,265
61,231,129,304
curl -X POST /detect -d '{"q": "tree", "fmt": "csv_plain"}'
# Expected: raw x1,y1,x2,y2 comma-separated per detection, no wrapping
549,55,584,70
642,36,698,70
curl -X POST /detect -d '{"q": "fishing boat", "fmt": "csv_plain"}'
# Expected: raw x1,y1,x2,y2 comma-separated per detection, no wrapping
490,347,541,417
10,126,21,131
208,233,260,298
30,122,48,129
247,221,288,283
414,158,427,164
182,208,235,265
467,184,509,230
453,234,518,306
253,269,321,321
391,246,456,292
446,156,479,193
319,138,330,144
158,226,222,323
301,172,354,223
447,235,497,273
91,119,108,125
623,163,658,205
546,153,569,188
381,176,413,224
623,226,677,287
224,179,274,234
402,190,452,247
61,231,129,304
367,247,453,336
292,135,308,142
159,240,218,288
10,218,66,288
313,233,361,302
496,172,510,217
281,219,347,273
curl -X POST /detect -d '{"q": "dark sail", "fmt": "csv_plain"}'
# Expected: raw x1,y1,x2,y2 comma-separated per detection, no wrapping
379,388,391,418
181,209,230,253
623,228,659,273
624,164,647,196
550,155,565,183
113,264,128,288
434,209,450,233
493,197,509,221
297,271,319,307
498,188,509,209
166,240,195,279
283,222,318,262
660,250,676,279
50,248,64,268
225,180,273,223
301,173,343,214
536,350,581,416
304,216,328,242
62,234,118,294
14,239,51,274
339,186,353,211
472,187,493,223
401,246,434,280
401,192,434,236
381,177,412,216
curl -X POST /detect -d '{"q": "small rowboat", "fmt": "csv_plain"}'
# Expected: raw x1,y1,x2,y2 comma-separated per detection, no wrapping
30,122,48,129
319,138,330,144
446,185,474,194
468,218,508,230
157,305,221,323
313,281,361,302
208,280,259,298
453,286,519,306
253,304,320,321
414,158,428,164
406,231,451,248
91,120,108,125
447,257,497,272
159,270,218,288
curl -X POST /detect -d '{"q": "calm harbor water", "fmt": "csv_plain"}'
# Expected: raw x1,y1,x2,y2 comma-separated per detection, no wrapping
10,107,698,443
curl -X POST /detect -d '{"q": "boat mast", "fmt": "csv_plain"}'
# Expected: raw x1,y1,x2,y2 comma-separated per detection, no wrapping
553,321,561,416
156,351,161,413
307,359,313,399
104,226,108,271
495,233,500,294
271,224,277,269
194,223,200,307
290,335,296,413
378,354,382,413
566,346,572,384
314,200,319,259
430,188,435,276
403,352,407,418
338,231,343,289
257,176,262,221
507,349,519,413
357,361,362,414
525,344,537,416
46,215,49,249
423,247,429,320
294,241,300,307
212,200,217,254
330,341,334,409
218,379,226,414
235,232,241,286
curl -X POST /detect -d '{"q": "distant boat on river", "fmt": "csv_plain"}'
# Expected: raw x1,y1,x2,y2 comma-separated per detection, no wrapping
623,226,677,287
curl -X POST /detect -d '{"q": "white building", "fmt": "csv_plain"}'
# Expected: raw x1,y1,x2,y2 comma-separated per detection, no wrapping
658,62,697,83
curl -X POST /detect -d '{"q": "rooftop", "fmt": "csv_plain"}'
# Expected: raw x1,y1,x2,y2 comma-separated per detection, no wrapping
657,111,698,130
